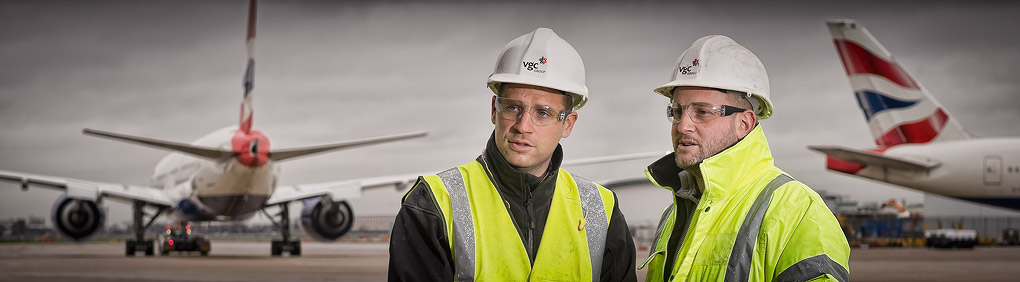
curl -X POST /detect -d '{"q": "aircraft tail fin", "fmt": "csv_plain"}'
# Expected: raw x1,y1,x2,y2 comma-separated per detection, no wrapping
240,0,257,133
826,19,970,147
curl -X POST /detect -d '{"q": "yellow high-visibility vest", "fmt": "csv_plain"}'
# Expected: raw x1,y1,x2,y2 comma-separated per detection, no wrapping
423,160,616,281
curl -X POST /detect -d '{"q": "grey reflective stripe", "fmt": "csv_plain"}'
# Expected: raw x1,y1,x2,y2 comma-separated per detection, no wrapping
776,254,849,282
639,204,674,270
437,168,475,282
650,203,675,257
573,175,608,282
724,174,793,282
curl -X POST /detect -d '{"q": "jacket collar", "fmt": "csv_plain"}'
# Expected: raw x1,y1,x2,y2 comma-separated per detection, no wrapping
645,153,701,203
480,132,563,194
645,124,774,203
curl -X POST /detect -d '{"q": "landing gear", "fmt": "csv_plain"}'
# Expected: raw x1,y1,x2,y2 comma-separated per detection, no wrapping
263,203,301,256
270,240,301,256
126,239,155,256
125,200,164,257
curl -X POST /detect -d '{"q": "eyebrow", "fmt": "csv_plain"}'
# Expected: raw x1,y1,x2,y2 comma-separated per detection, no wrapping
501,98,559,109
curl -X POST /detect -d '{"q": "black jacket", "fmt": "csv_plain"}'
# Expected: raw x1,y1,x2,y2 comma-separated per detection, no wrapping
645,153,701,282
388,134,637,282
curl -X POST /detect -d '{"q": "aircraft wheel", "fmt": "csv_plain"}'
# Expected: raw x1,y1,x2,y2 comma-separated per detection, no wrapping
144,240,155,256
271,240,282,256
125,240,136,257
289,241,301,256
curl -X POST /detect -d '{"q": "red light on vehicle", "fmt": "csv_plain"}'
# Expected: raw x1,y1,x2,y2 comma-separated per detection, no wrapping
168,240,174,246
186,224,191,230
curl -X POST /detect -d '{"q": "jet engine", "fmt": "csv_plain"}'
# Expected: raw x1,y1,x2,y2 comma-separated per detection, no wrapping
51,195,105,241
299,199,354,241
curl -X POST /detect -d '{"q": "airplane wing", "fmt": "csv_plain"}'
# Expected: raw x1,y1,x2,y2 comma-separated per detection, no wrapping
600,177,653,190
266,173,422,206
562,151,667,167
808,145,941,171
0,169,175,207
266,151,665,205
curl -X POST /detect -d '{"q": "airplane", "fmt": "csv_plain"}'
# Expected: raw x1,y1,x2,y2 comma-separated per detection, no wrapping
809,19,1020,211
0,0,662,257
0,0,427,257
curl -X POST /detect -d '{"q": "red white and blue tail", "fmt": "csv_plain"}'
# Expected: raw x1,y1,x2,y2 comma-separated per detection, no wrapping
827,20,969,147
240,0,257,133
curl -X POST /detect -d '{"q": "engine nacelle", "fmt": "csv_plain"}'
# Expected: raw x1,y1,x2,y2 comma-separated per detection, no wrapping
51,195,105,241
300,199,354,241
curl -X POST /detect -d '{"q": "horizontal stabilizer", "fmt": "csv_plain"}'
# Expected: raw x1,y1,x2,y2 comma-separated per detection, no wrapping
808,145,940,171
83,128,234,161
269,131,427,162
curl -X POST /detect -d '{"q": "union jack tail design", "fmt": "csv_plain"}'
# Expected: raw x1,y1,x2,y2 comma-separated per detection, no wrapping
827,20,970,147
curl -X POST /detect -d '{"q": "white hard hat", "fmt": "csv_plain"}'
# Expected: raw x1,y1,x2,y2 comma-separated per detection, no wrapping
487,27,588,110
654,35,773,119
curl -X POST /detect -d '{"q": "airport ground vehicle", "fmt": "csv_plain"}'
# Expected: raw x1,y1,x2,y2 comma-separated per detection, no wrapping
160,224,210,256
925,229,978,248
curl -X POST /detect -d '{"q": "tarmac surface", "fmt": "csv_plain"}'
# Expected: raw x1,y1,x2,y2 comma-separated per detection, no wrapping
2,241,1020,281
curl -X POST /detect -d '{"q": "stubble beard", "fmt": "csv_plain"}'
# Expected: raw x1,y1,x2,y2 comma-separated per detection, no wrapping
675,123,738,169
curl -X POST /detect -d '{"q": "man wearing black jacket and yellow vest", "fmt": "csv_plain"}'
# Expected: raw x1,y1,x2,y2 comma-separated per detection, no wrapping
388,27,637,282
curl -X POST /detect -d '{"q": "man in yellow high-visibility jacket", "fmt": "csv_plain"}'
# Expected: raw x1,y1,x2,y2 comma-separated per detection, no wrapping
388,27,637,282
639,35,850,282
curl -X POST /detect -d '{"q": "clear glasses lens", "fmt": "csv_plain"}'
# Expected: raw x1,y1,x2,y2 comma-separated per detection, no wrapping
667,102,725,123
496,97,569,126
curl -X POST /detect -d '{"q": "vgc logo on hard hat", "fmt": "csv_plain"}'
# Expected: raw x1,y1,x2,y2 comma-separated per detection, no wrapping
678,59,700,75
523,56,548,74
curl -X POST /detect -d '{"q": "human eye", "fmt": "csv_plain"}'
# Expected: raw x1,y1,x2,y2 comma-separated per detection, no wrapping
535,109,553,118
503,104,522,112
693,105,715,117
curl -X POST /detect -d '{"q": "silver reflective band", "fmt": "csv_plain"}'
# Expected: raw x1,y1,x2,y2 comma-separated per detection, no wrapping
724,174,793,282
573,175,608,282
437,168,475,282
638,204,675,271
775,254,849,282
650,204,675,256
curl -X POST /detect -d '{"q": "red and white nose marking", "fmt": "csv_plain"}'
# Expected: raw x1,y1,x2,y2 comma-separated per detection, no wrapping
231,130,270,167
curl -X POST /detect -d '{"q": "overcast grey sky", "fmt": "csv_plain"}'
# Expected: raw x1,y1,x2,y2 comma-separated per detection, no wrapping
2,1,1019,225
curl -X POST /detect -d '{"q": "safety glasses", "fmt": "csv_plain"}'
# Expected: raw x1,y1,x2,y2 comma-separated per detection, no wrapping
667,102,748,123
495,97,572,126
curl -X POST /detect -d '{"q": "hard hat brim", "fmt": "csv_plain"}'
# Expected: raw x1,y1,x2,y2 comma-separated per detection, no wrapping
488,74,588,110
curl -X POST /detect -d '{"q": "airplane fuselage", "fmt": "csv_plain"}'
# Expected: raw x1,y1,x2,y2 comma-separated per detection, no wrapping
152,126,279,221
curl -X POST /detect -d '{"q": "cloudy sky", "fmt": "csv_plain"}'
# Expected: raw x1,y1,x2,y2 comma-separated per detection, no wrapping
2,0,1019,226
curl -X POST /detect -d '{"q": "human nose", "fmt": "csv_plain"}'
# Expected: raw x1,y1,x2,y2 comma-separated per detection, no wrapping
675,107,696,134
512,109,535,133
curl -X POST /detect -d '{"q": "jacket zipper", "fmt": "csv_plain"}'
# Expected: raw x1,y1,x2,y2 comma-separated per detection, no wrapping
525,185,535,259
